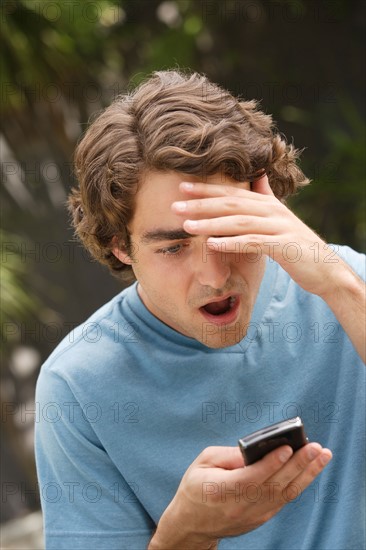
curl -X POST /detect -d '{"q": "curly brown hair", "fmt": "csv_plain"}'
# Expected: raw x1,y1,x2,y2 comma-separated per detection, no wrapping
69,69,310,282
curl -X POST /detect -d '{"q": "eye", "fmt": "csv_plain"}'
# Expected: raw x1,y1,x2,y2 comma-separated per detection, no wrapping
157,243,186,257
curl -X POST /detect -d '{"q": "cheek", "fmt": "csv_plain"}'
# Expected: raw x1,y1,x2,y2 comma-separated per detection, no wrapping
237,254,266,278
134,254,185,286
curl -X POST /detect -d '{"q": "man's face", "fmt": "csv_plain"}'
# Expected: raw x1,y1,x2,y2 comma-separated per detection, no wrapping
114,171,266,348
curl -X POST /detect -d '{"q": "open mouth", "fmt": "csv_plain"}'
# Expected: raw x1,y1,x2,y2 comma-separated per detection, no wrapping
199,295,240,324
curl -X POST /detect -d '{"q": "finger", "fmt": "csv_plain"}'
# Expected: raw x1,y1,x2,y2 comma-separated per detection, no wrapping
206,235,271,253
265,443,323,488
224,445,294,485
251,174,275,197
281,448,332,502
179,181,270,202
183,216,279,236
195,446,248,470
172,196,270,219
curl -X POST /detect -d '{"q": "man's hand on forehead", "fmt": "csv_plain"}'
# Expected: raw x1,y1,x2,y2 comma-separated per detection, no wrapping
171,174,349,299
172,174,273,221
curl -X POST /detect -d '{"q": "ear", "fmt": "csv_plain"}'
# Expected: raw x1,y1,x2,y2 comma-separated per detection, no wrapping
111,236,134,265
251,173,274,197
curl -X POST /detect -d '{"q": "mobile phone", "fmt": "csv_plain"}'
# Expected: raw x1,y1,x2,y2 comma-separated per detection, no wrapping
238,417,308,466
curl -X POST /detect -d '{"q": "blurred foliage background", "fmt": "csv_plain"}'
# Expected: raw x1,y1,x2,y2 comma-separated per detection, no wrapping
0,0,365,531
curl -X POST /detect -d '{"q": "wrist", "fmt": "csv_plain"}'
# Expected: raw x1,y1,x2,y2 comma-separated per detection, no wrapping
319,260,363,305
149,532,218,550
148,499,218,550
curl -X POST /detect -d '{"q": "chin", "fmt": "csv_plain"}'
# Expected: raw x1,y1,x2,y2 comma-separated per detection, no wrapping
198,332,243,349
197,318,244,349
204,341,240,349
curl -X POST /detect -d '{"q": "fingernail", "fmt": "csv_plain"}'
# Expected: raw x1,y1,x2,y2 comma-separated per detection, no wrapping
173,201,187,212
307,446,321,460
181,182,194,190
279,447,293,463
185,220,198,228
320,452,332,466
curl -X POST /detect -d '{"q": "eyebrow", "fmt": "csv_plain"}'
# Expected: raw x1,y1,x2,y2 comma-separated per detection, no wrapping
140,229,195,244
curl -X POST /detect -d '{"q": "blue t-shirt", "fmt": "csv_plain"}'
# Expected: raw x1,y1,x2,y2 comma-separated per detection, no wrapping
35,246,365,549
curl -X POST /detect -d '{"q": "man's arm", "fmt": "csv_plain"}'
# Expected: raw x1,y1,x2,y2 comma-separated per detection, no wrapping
318,258,365,362
148,444,332,549
35,365,155,549
172,175,366,363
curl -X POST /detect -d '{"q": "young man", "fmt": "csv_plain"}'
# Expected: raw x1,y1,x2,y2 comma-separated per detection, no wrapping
35,70,365,549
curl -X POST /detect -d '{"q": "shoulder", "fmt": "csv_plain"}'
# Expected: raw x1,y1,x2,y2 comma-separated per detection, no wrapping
37,283,138,390
334,244,365,280
273,244,365,299
268,245,365,323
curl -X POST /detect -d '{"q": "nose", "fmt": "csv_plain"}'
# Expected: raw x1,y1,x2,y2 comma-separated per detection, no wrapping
195,242,231,289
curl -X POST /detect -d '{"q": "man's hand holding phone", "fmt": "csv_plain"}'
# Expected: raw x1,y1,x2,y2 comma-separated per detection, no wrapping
149,428,332,549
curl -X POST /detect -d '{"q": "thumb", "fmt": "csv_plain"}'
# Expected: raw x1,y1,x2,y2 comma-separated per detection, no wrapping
251,173,274,196
197,446,245,470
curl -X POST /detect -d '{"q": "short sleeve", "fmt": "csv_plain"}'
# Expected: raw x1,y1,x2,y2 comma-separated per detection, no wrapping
336,245,366,281
35,365,155,549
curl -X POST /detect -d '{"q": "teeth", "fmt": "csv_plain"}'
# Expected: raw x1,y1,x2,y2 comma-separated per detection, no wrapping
229,296,235,307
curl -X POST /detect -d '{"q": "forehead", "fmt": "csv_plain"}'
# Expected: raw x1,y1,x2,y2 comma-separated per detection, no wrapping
129,170,250,236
